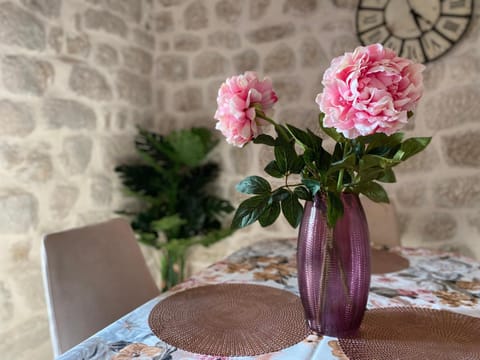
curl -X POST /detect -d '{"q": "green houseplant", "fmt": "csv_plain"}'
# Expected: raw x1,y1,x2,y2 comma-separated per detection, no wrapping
116,127,234,291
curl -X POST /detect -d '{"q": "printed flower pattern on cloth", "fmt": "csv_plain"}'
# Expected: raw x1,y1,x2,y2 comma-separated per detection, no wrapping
57,239,480,360
317,43,424,139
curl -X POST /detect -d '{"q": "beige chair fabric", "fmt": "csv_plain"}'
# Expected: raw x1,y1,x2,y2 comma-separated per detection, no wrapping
41,218,159,357
360,196,401,248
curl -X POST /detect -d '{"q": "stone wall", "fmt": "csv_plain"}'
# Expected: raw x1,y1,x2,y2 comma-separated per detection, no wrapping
1,0,479,359
0,0,156,358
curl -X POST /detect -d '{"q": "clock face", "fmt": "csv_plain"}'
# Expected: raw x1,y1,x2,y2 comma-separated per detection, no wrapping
356,0,473,63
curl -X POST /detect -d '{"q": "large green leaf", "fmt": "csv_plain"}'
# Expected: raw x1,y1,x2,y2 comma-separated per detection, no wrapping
259,202,281,227
236,176,271,194
253,134,276,146
264,160,283,178
231,195,270,229
397,137,432,161
302,178,322,196
281,192,303,228
326,191,344,228
356,182,390,203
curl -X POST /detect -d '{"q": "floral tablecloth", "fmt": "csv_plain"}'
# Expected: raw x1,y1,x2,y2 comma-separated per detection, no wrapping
58,239,480,360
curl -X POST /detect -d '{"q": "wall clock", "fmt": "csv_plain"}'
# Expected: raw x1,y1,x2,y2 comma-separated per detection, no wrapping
356,0,474,63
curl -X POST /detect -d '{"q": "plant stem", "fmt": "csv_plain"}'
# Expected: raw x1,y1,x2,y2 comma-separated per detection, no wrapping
336,142,350,192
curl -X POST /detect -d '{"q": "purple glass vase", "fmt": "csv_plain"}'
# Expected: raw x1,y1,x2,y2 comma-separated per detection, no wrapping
297,192,371,337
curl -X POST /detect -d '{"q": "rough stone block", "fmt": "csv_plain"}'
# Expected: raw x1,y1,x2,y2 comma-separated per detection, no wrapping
395,181,427,207
132,29,155,49
396,146,438,174
69,64,112,101
61,135,93,174
155,11,174,32
116,70,152,106
0,191,37,233
0,100,34,137
184,0,208,30
216,0,243,24
174,86,203,112
423,85,480,130
158,0,186,6
264,44,295,73
193,51,228,78
66,34,91,58
233,49,259,72
2,56,53,96
442,130,480,167
122,46,153,75
156,54,188,82
104,0,142,22
90,175,113,206
174,33,202,51
300,36,328,68
95,43,119,67
249,0,270,20
20,0,61,18
48,26,63,53
421,212,458,242
246,23,295,43
17,150,53,182
273,77,302,101
84,9,128,38
208,30,241,50
0,2,46,50
283,0,317,15
50,185,79,218
434,174,480,208
0,282,13,323
43,98,96,129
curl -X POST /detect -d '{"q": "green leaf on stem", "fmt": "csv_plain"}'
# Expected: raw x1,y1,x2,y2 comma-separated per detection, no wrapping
327,153,356,175
302,178,322,196
253,134,276,146
236,176,271,194
356,182,390,203
326,191,344,228
271,188,290,202
259,201,281,227
376,168,396,183
281,192,303,228
360,154,401,170
264,160,283,178
231,195,269,229
397,137,432,161
286,124,313,148
294,186,311,201
274,141,297,174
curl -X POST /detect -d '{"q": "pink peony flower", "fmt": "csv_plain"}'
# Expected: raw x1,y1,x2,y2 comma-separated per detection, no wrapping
214,71,278,147
316,43,425,139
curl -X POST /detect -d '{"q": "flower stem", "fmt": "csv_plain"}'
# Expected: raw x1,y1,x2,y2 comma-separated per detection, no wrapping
336,142,350,192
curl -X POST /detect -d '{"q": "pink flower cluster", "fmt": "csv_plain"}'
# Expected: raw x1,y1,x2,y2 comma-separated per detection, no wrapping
316,44,425,139
214,71,278,147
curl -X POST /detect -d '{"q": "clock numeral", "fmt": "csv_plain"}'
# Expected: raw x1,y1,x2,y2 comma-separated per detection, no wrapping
383,36,402,55
421,31,451,61
401,39,425,64
436,16,469,41
441,0,472,16
357,10,384,33
359,25,389,45
359,0,388,10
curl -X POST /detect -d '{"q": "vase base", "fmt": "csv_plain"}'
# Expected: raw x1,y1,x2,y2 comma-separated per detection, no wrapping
307,320,360,338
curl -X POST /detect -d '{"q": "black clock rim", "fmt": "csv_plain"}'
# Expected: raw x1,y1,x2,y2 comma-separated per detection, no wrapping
355,0,475,64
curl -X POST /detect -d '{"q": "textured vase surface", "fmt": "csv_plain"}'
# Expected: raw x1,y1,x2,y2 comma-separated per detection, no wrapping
297,193,371,337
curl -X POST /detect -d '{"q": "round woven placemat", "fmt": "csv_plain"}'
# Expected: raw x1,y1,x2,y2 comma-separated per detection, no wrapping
148,283,309,356
371,248,409,274
339,307,480,360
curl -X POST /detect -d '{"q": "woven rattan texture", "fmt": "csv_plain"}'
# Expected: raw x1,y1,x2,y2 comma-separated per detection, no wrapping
371,249,409,274
339,307,480,360
148,283,309,356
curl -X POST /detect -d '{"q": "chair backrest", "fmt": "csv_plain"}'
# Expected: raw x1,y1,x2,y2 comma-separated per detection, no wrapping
41,218,159,356
360,196,401,248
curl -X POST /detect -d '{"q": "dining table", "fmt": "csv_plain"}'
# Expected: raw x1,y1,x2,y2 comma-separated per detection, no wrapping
57,238,480,360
